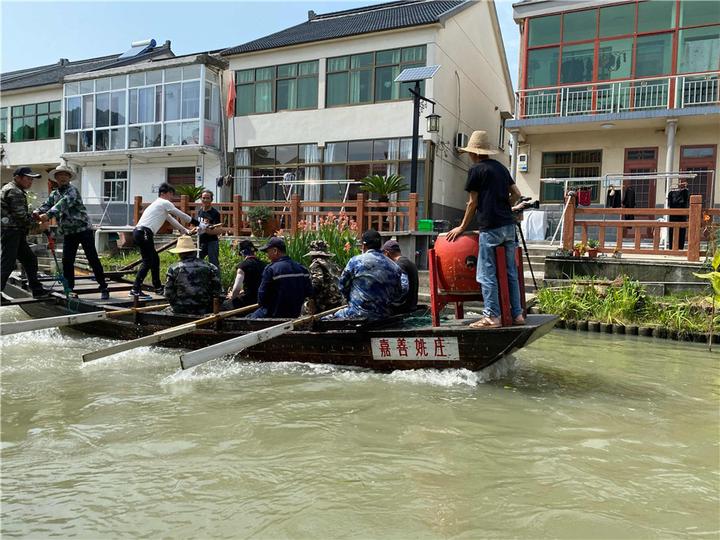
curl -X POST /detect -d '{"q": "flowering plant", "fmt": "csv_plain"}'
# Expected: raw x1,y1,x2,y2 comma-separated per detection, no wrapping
282,211,361,268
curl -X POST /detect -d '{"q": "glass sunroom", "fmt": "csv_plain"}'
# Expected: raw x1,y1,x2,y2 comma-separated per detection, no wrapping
63,60,224,154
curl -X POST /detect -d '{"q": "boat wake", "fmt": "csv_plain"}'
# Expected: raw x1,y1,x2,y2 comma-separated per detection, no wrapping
160,355,519,387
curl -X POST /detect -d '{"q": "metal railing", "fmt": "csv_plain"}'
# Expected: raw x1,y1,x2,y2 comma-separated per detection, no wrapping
516,72,720,119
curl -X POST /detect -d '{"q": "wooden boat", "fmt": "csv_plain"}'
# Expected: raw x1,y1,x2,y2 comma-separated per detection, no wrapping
2,273,557,371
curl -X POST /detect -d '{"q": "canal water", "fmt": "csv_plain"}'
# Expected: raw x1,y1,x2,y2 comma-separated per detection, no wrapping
1,306,718,539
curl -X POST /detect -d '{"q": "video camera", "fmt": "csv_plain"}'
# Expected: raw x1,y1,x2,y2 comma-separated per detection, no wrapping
513,196,540,214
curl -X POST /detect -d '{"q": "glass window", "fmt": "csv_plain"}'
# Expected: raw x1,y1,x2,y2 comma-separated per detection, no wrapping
65,132,79,152
164,83,181,121
183,65,201,79
278,64,297,78
165,67,182,82
561,43,595,83
255,81,272,113
138,87,155,123
638,0,675,33
237,85,254,115
527,47,559,88
376,49,400,65
146,70,162,85
164,123,181,146
680,0,720,27
66,97,81,129
401,46,426,63
276,145,298,165
110,91,125,126
252,146,276,166
348,140,372,161
599,3,635,38
181,121,199,145
350,69,372,103
36,115,52,139
64,82,79,96
111,75,126,90
96,93,110,127
375,65,399,101
129,73,145,87
128,126,142,148
327,57,349,72
96,78,111,92
299,61,318,76
0,108,6,143
598,38,633,80
103,170,128,202
181,81,200,119
636,33,673,76
10,100,62,141
327,72,349,106
529,15,560,46
276,79,297,110
325,142,347,162
110,127,126,150
82,95,93,129
95,129,109,151
297,77,318,109
563,10,597,43
678,26,720,74
144,124,161,147
540,150,602,202
80,80,94,94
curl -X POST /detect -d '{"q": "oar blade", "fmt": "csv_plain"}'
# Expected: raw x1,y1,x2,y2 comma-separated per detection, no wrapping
180,321,293,370
0,311,107,336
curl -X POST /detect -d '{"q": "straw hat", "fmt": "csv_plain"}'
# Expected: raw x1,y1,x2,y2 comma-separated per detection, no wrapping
48,164,77,182
169,235,197,254
304,239,333,258
458,130,497,155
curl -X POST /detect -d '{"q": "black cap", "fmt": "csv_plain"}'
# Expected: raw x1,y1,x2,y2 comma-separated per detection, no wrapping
259,236,286,252
238,240,256,255
381,240,401,253
362,229,382,250
13,167,41,178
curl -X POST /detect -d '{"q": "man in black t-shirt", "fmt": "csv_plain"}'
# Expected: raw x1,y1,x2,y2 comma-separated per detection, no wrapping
225,240,267,309
446,130,524,328
197,190,222,270
382,240,419,313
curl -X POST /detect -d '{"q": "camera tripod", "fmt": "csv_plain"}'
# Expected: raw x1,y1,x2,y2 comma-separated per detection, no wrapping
515,221,538,291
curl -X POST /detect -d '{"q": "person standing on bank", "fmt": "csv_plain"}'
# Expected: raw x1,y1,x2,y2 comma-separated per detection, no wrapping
0,167,47,297
35,164,110,300
197,189,222,270
248,237,312,319
130,182,199,300
382,240,419,313
445,130,525,328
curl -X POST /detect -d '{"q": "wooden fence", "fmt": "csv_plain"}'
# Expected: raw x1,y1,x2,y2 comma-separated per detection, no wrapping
562,193,705,261
133,192,419,236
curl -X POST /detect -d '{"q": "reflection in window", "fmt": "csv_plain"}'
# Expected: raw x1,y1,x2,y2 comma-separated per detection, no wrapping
529,15,560,46
527,47,559,88
678,26,720,74
598,39,632,80
636,34,673,77
563,10,596,43
638,0,675,33
599,3,635,38
561,44,594,83
680,0,720,27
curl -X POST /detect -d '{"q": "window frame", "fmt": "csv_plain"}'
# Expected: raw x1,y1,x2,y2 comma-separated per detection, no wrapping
102,170,128,203
10,100,61,142
234,61,319,116
523,0,720,91
540,149,603,203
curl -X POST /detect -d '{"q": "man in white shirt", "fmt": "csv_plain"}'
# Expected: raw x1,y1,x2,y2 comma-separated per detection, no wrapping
130,183,199,300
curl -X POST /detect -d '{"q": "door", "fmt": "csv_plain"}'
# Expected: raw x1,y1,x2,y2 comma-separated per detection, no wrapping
623,147,658,238
679,145,716,207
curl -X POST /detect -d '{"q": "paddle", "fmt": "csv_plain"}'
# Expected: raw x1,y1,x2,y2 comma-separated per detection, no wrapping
82,303,259,363
0,303,170,336
179,305,343,370
117,238,180,272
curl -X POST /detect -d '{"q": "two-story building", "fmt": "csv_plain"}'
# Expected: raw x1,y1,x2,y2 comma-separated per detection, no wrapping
507,0,719,227
0,40,175,218
220,0,515,221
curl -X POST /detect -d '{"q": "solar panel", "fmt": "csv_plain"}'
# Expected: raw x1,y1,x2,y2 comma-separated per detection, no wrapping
394,65,440,83
118,39,157,60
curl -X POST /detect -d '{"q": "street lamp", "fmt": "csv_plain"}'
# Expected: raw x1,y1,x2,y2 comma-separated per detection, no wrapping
394,65,441,194
426,109,441,133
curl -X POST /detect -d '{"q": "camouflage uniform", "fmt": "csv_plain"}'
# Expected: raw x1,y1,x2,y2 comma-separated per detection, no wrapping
37,184,91,236
37,183,108,293
328,249,406,321
307,257,343,313
164,256,223,315
0,180,43,293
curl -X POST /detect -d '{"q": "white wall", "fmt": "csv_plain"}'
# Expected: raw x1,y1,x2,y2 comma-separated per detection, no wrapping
1,86,63,169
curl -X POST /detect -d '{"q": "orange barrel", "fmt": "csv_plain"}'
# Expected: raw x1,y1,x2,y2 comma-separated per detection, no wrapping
433,232,481,293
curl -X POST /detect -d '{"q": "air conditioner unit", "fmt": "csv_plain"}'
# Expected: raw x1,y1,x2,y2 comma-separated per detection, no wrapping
455,132,469,149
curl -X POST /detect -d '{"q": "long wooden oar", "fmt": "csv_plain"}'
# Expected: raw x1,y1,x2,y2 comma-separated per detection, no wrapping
179,305,343,370
117,238,180,272
82,303,259,363
0,303,170,336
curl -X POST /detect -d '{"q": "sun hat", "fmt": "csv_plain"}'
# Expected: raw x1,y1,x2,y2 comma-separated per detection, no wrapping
168,235,197,254
304,239,333,258
259,236,286,252
13,166,41,178
237,239,257,256
457,130,498,155
48,164,77,182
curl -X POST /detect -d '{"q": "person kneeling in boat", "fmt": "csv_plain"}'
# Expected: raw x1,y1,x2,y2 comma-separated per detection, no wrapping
248,237,313,319
324,229,405,322
224,240,266,309
303,240,343,315
164,235,223,315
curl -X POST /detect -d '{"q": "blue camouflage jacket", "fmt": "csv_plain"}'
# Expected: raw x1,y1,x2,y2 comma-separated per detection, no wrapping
257,256,313,318
337,249,405,320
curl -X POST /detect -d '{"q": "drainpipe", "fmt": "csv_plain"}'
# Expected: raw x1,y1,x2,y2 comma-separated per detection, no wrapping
510,129,520,181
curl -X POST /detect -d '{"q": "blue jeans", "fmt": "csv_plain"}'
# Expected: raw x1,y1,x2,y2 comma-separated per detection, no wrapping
477,224,522,319
200,240,220,271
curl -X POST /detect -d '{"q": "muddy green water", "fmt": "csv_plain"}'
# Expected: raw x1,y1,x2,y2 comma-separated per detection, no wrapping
1,306,718,539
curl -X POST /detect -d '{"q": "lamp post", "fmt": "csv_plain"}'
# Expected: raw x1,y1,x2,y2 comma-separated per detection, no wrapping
394,65,441,195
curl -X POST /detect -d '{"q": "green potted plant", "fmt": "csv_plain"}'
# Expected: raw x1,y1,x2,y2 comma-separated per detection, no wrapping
248,205,277,237
587,239,599,258
359,174,409,204
573,241,587,258
174,185,205,201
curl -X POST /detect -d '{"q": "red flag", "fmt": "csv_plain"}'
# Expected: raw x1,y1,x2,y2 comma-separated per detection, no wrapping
226,74,236,118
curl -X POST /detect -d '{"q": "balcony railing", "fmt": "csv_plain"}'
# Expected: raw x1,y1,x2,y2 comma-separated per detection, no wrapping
516,72,720,119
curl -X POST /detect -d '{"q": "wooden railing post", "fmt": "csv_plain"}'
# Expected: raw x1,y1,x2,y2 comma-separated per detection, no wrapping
233,195,242,236
687,194,702,262
179,195,189,216
408,192,418,231
133,195,142,225
290,194,301,235
562,193,577,251
356,192,366,232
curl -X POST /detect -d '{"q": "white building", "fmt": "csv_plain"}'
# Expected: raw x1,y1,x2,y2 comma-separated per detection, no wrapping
220,0,515,221
0,40,175,218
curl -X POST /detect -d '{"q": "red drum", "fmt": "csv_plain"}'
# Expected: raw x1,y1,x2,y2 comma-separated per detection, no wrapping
433,232,481,294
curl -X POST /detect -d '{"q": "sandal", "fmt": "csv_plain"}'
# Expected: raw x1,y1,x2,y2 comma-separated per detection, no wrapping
512,316,526,326
469,316,501,329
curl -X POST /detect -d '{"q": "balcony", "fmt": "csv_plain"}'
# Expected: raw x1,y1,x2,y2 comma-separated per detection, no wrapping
515,72,720,120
